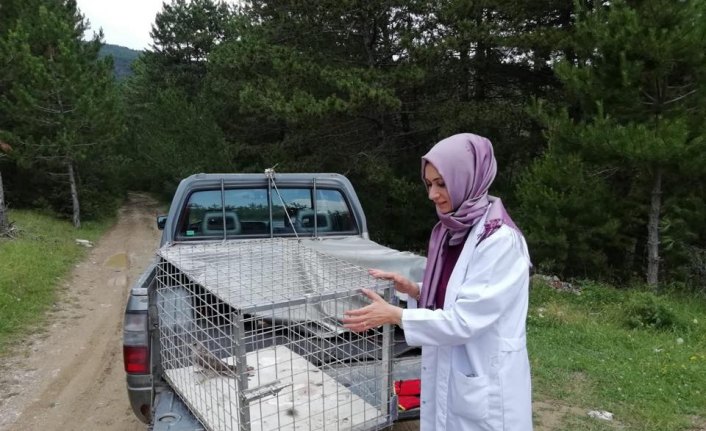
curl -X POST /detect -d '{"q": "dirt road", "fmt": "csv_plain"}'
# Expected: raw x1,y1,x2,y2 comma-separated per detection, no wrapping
0,193,158,431
0,193,421,431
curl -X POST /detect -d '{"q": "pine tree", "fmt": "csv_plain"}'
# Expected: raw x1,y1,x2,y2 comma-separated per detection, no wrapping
121,0,234,193
525,0,706,286
0,0,121,227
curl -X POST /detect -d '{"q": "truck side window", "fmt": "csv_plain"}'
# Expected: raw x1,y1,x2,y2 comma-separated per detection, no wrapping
314,189,356,232
272,188,357,236
179,190,223,237
225,189,269,235
271,188,311,234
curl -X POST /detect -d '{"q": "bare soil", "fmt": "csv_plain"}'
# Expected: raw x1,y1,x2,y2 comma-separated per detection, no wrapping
0,193,599,431
0,193,158,431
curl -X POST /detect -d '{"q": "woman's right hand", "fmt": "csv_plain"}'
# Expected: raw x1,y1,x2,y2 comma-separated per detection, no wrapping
368,269,420,299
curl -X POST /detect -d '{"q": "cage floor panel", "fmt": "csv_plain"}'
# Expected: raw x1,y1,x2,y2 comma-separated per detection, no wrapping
166,345,387,431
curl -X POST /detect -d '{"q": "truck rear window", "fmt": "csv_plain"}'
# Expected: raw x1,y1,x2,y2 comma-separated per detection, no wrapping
176,187,358,240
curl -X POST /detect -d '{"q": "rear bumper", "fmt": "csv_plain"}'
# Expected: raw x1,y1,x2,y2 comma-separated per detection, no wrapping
126,373,152,424
152,390,205,431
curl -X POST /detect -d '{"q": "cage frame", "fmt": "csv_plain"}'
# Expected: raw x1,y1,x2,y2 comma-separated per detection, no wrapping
155,237,398,431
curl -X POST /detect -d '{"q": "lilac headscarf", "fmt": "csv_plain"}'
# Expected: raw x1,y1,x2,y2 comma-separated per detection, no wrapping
418,133,520,309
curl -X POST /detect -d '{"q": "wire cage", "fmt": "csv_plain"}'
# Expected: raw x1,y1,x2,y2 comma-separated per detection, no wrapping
155,238,397,431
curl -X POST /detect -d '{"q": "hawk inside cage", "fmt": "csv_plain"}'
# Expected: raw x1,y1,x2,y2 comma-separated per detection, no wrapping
156,238,396,431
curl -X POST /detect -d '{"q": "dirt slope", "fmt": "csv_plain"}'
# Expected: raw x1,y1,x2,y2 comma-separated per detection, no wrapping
0,193,160,431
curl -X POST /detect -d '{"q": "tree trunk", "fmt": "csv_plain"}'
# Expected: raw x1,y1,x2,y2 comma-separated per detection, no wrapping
646,167,662,288
0,170,8,233
68,161,81,228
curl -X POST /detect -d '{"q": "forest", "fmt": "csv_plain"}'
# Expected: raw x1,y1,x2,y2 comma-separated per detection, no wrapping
1,0,705,290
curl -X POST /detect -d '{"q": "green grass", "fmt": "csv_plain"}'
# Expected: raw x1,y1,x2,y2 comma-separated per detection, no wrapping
0,209,112,352
529,278,706,430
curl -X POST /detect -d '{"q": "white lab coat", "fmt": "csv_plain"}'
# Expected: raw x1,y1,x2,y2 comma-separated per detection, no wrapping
402,209,532,431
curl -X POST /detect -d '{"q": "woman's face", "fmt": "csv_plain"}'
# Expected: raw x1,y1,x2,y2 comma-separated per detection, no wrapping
424,163,453,214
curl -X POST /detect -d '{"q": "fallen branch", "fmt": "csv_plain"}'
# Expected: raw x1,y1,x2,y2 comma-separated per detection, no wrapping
0,221,18,239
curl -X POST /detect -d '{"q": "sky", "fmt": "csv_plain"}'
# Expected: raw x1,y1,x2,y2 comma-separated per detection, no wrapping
76,0,165,51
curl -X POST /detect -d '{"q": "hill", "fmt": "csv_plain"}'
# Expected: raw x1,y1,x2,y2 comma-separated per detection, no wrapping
99,44,141,80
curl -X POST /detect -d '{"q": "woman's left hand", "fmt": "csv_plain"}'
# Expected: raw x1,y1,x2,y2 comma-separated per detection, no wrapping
343,288,403,332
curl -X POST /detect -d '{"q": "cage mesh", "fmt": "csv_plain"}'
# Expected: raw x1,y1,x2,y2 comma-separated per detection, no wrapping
156,238,396,431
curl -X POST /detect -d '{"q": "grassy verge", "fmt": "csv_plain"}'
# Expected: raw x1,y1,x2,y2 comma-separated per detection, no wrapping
529,279,706,430
0,209,112,353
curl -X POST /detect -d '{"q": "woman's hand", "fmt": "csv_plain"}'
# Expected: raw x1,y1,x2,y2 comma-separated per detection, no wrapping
343,288,403,332
368,269,420,300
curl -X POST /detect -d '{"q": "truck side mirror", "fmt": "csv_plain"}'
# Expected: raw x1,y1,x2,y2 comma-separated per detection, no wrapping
157,215,167,230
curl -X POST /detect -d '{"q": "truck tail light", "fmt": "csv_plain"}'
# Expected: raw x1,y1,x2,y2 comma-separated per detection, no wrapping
123,312,149,374
124,346,149,373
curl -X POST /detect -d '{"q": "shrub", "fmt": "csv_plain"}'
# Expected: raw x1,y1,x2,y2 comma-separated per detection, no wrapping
624,292,683,330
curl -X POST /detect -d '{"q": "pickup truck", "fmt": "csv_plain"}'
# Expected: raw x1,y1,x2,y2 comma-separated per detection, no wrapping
123,172,425,430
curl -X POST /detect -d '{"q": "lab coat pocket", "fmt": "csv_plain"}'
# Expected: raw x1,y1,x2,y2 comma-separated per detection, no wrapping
449,369,489,421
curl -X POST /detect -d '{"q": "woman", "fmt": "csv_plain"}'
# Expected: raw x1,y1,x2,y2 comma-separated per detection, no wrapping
343,133,532,430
